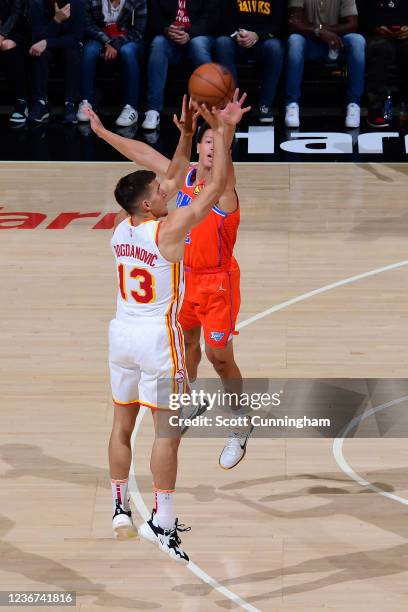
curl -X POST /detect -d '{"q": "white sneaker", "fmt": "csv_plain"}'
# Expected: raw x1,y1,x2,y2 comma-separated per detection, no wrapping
138,509,190,564
285,102,300,128
142,110,160,130
77,100,92,122
345,103,361,128
115,104,138,127
219,425,254,470
112,503,137,539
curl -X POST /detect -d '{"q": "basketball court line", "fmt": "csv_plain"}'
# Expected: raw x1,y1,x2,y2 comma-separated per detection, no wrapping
333,397,408,505
235,259,408,332
129,408,261,612
129,257,408,611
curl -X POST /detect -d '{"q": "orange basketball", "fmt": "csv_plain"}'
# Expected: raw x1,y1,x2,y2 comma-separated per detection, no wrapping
188,63,235,109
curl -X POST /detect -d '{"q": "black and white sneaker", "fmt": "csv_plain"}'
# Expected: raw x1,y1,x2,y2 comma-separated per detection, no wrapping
219,424,254,469
258,105,274,124
115,104,138,127
28,99,50,124
181,399,209,436
9,99,28,124
138,509,191,563
112,501,137,539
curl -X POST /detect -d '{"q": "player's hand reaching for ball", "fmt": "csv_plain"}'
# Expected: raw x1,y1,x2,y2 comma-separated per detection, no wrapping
194,103,226,133
218,89,251,126
173,95,199,137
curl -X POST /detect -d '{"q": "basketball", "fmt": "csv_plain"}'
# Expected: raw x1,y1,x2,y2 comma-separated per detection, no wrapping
188,63,235,109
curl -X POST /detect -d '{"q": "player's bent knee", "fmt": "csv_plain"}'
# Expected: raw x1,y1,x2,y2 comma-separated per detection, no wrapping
112,418,135,437
184,337,199,351
155,436,181,452
110,427,133,448
206,352,229,375
169,437,181,450
183,326,201,348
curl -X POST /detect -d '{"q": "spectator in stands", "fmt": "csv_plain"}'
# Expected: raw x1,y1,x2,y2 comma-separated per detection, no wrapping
141,0,217,130
28,0,85,124
285,0,365,128
77,0,146,127
213,0,286,124
0,0,29,123
364,0,408,128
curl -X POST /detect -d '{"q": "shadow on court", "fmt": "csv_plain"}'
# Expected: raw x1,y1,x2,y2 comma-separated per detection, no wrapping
176,542,408,608
1,443,407,608
0,443,405,540
216,470,408,539
349,210,408,242
0,515,159,609
0,442,154,496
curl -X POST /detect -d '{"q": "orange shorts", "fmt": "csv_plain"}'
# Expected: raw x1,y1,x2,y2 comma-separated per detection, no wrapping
179,261,241,348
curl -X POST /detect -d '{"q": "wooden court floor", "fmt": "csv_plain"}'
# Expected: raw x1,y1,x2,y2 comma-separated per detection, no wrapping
1,162,408,611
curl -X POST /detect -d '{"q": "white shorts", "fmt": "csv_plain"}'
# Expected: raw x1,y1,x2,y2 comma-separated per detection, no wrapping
109,317,187,410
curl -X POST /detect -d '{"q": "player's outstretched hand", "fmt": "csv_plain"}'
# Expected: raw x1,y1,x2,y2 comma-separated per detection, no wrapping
84,106,105,136
218,88,251,126
195,103,225,132
173,94,199,137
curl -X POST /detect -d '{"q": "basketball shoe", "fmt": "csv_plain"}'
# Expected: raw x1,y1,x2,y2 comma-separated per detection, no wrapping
112,501,137,539
219,424,254,469
138,509,190,563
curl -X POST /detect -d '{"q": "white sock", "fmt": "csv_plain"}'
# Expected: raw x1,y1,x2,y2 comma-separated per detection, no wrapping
154,488,175,530
111,478,130,512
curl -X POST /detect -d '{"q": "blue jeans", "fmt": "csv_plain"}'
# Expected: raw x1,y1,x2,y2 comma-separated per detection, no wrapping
213,36,285,106
81,39,143,107
146,35,213,111
285,33,366,104
33,45,82,102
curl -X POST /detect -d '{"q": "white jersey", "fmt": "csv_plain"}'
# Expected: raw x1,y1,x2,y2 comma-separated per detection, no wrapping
109,217,187,409
111,218,185,322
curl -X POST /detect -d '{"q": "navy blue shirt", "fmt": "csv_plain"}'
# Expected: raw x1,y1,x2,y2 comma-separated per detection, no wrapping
219,0,286,40
30,0,85,48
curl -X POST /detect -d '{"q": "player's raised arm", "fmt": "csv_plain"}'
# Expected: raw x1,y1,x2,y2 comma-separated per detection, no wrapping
220,89,251,149
159,96,198,200
157,105,229,262
217,89,251,212
85,106,170,176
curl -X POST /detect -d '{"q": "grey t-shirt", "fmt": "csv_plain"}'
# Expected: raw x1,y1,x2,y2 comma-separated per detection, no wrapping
288,0,358,27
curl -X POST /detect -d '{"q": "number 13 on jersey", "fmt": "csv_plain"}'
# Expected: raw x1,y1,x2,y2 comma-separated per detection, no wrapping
118,264,156,304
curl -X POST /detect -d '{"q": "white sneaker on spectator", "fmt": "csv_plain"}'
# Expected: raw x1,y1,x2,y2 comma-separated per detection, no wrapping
116,105,138,127
285,103,300,128
345,103,360,128
77,100,92,122
142,110,160,130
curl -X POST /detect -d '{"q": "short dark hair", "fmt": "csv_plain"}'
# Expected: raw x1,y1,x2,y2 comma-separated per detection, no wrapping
114,170,156,215
196,121,212,144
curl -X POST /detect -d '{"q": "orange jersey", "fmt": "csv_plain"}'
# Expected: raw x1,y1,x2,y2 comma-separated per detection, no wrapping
175,165,240,271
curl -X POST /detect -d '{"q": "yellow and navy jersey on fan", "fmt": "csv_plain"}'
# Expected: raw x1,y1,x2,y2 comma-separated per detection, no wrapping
111,217,185,322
